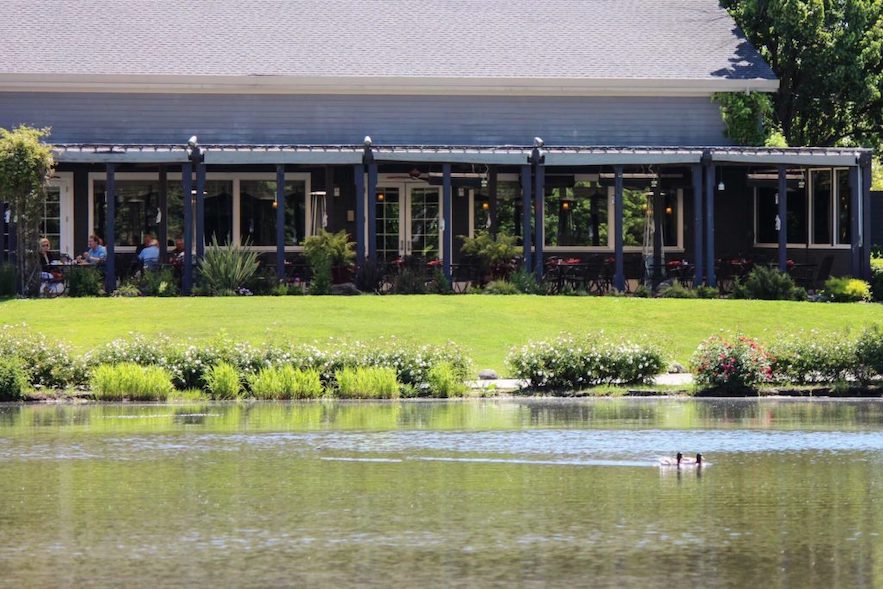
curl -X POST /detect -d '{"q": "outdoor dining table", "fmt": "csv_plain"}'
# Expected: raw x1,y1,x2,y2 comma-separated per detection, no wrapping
542,258,589,294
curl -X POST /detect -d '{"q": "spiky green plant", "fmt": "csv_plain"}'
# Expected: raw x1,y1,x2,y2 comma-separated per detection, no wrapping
198,236,260,295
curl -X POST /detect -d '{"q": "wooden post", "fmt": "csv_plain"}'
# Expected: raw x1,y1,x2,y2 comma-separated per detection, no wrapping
353,163,365,267
520,165,532,272
442,163,453,280
778,165,788,272
533,162,544,281
367,162,378,263
692,163,703,286
182,162,193,295
652,177,664,286
324,166,335,231
157,167,168,258
104,164,116,294
704,157,716,287
613,165,625,292
276,164,286,280
861,154,873,280
850,166,861,277
195,162,206,258
488,166,498,236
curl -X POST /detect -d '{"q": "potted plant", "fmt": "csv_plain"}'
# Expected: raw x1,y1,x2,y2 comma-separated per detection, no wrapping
303,230,356,284
460,231,519,283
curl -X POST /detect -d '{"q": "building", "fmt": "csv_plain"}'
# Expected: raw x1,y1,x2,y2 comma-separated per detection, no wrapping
0,0,874,293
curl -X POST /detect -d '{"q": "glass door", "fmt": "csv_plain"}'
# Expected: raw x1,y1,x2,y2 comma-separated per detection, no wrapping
375,186,402,262
405,186,441,260
44,174,73,257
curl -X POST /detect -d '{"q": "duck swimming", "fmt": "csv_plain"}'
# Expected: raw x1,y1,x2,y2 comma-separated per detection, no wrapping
658,452,704,467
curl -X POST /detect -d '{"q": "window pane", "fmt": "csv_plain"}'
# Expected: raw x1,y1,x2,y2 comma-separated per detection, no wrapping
494,181,525,245
543,180,608,247
812,170,832,245
837,170,851,244
285,181,307,246
94,179,161,247
756,187,777,243
167,180,234,246
663,192,678,247
622,187,650,247
241,180,277,246
755,184,807,244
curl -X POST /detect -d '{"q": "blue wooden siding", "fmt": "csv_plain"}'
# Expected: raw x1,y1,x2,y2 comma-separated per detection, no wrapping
0,92,730,146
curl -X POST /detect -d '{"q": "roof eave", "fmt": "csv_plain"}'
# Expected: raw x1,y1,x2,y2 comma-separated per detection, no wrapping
0,73,779,96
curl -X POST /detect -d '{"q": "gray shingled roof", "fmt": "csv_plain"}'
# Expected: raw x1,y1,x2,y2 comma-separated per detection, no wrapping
0,0,775,83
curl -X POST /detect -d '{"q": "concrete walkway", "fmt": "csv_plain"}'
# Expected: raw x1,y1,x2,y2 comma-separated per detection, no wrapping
470,372,694,391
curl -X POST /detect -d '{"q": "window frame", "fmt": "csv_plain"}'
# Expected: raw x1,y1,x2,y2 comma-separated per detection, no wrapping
466,174,684,253
88,171,312,253
753,167,851,250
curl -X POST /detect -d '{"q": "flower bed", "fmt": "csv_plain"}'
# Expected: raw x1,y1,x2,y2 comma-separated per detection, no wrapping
506,333,665,390
691,335,772,392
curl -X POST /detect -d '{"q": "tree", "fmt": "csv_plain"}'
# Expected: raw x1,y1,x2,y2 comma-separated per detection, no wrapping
722,0,883,152
0,126,55,295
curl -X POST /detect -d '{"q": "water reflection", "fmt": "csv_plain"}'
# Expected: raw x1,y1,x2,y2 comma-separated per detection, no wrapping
0,399,881,588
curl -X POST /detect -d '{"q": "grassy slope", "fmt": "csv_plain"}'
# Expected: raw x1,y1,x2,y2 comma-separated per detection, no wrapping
1,296,880,374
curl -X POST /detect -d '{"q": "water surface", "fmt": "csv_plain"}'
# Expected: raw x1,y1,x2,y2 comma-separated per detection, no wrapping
1,399,882,588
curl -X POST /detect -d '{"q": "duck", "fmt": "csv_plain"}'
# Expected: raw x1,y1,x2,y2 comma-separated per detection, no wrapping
658,452,684,466
679,453,704,467
658,452,704,467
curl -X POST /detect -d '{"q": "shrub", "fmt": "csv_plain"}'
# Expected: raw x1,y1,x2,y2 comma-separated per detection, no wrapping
113,282,141,297
303,229,355,267
308,253,333,295
0,356,28,401
732,266,804,301
507,334,665,390
66,265,102,297
483,280,519,295
768,332,857,384
658,281,696,298
0,261,16,297
632,284,651,298
509,269,542,294
855,325,883,384
0,324,86,387
870,258,883,301
198,236,260,295
426,268,452,294
335,366,399,399
90,363,174,401
426,362,467,397
460,231,518,276
391,267,426,294
139,267,178,297
249,366,324,399
822,276,872,303
695,285,719,299
204,362,242,399
691,335,771,391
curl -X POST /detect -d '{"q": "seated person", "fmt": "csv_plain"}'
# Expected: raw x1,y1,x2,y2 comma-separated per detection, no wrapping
170,238,185,266
38,237,63,294
76,234,107,265
138,238,161,270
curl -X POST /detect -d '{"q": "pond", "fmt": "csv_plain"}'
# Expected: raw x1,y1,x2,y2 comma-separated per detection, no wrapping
1,399,882,588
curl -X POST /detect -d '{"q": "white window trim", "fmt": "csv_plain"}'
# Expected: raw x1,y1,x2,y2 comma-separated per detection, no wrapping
88,171,311,253
753,168,851,250
47,171,74,257
466,178,685,254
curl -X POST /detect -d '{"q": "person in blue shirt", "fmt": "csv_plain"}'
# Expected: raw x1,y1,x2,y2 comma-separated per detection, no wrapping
137,238,160,270
77,234,106,265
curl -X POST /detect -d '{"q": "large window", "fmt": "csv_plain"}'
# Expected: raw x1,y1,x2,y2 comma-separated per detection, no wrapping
755,168,850,247
241,180,306,246
93,178,163,247
90,173,309,251
543,179,609,248
471,180,527,245
622,186,680,248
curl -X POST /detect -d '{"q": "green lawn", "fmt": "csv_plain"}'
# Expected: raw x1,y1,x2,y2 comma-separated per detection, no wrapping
1,296,881,374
